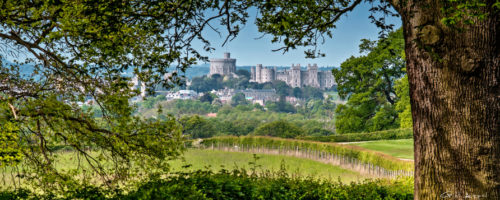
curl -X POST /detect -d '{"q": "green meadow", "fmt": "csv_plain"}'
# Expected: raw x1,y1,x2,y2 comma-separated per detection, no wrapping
347,139,414,160
2,148,368,189
170,149,366,183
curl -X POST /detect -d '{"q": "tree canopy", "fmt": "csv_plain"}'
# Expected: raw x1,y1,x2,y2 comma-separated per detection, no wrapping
253,120,304,138
0,0,251,189
333,29,406,133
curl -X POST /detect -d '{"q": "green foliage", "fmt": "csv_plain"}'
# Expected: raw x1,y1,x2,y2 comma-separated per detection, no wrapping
265,98,296,113
140,95,166,109
123,170,413,200
180,115,217,139
253,120,304,138
189,75,224,92
0,122,23,167
306,127,334,137
298,128,413,143
300,86,325,100
333,29,405,134
236,69,251,79
201,136,414,172
210,118,261,136
0,0,253,190
231,92,249,106
441,0,490,26
395,76,413,128
1,170,414,199
198,92,214,104
297,98,336,119
142,99,220,117
214,103,334,136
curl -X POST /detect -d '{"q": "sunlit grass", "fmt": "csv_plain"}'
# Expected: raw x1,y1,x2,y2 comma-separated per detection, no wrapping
169,149,366,183
2,148,372,189
347,139,414,160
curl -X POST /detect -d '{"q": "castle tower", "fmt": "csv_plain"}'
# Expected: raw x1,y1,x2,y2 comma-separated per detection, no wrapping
307,63,319,87
209,52,236,77
291,64,302,88
256,64,263,83
251,66,256,81
261,67,274,83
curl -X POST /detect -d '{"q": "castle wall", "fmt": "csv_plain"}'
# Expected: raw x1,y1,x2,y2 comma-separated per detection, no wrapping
250,63,336,89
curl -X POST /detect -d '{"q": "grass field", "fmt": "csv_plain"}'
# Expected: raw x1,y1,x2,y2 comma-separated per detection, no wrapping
346,139,414,160
170,149,366,182
1,149,370,189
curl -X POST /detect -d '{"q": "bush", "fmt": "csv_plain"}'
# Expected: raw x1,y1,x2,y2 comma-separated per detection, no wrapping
180,115,217,138
297,128,413,143
1,169,414,200
252,120,304,138
124,170,413,200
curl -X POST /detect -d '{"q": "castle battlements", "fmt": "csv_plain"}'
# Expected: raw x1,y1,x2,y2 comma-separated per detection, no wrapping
250,63,335,89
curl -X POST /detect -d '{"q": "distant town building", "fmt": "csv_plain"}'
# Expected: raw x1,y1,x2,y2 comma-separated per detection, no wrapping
165,90,199,100
213,88,278,105
250,64,336,89
209,52,236,77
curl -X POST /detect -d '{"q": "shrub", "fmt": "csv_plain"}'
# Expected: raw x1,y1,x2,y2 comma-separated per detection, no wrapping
252,120,304,138
1,169,414,200
297,128,412,143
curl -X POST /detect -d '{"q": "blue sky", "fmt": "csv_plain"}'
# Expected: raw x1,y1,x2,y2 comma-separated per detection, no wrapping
194,2,401,67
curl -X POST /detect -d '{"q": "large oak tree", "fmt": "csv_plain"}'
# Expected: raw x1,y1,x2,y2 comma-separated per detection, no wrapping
252,0,499,199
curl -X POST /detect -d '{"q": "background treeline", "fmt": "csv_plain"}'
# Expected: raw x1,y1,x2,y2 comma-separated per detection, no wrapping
297,128,413,143
135,96,338,139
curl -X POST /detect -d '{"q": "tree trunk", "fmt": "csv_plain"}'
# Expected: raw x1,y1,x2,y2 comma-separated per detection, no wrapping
397,1,500,199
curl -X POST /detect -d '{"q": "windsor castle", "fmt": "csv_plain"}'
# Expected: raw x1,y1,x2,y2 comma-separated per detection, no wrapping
210,52,336,89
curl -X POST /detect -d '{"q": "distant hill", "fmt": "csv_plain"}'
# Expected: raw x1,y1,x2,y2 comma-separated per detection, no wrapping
1,59,34,76
1,59,334,80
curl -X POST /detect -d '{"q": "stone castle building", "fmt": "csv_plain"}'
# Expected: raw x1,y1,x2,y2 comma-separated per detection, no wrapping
209,52,236,77
209,52,336,89
251,64,336,89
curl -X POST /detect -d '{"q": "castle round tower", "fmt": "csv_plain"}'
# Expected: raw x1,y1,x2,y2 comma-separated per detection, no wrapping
209,52,236,77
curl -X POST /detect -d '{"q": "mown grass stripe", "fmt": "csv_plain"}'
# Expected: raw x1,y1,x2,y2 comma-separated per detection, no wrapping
200,136,414,172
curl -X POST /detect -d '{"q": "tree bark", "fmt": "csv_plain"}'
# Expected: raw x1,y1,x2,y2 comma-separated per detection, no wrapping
395,1,500,199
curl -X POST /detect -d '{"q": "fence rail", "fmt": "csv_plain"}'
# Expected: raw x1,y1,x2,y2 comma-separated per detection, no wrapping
200,142,413,179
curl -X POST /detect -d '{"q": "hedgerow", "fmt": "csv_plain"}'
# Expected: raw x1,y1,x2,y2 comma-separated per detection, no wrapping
1,168,414,199
200,136,414,171
297,128,413,143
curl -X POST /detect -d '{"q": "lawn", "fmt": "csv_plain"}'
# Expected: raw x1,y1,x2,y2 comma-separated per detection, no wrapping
346,139,414,160
170,149,366,183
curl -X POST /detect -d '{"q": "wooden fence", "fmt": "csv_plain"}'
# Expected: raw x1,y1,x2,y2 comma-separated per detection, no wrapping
200,142,413,179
